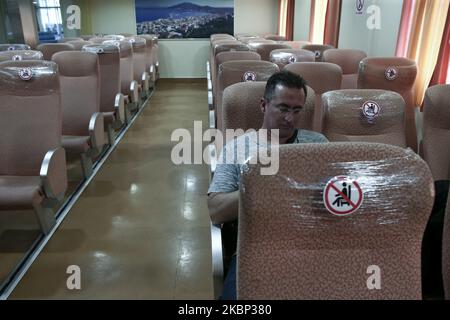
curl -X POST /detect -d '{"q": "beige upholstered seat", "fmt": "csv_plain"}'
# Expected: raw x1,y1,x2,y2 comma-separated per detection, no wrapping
282,41,311,49
103,39,140,110
270,49,315,69
136,34,157,85
0,44,31,51
323,49,367,89
0,50,43,62
264,34,287,41
0,60,68,234
216,60,279,135
302,44,334,62
238,142,434,299
66,40,93,51
322,89,407,147
83,44,125,144
221,81,315,145
421,84,450,181
284,62,342,131
125,36,150,99
358,57,418,151
52,51,105,178
37,43,75,60
210,34,235,42
247,43,291,61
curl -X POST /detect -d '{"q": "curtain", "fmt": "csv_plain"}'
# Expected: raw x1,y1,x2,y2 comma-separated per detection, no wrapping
430,5,450,85
396,0,450,106
278,0,295,40
323,0,342,47
309,0,328,44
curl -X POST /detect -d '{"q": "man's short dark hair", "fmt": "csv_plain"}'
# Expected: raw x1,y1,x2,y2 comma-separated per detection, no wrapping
264,71,308,102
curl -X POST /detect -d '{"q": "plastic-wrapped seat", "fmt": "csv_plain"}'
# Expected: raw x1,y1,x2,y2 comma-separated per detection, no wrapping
0,50,43,62
0,44,31,51
215,60,279,136
270,49,315,69
302,44,334,62
358,57,418,151
83,44,126,144
103,39,140,112
0,60,68,234
125,36,150,99
210,34,235,42
136,34,157,87
88,37,107,44
66,40,93,51
284,62,342,131
238,142,434,299
323,49,367,89
322,89,407,147
247,43,292,61
222,81,315,145
282,41,311,49
421,84,450,299
37,43,75,60
52,51,105,179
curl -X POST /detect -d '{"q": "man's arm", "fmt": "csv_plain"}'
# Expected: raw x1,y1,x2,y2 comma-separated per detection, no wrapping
207,191,239,225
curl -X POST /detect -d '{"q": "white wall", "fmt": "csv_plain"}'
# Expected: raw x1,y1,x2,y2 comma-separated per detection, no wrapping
338,0,403,56
85,0,279,78
293,0,311,41
235,0,279,35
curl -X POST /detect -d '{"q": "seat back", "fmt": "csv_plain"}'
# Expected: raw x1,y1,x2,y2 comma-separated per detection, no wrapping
248,43,291,61
52,51,100,136
284,62,343,131
37,43,75,60
302,44,334,62
264,34,287,41
66,40,93,51
83,44,121,114
80,35,95,41
0,60,61,176
103,40,134,97
238,142,434,299
103,34,125,41
58,37,83,43
222,82,315,145
422,84,450,181
270,49,315,69
323,49,367,89
88,37,106,44
322,89,407,147
136,34,156,72
216,60,279,133
358,57,418,151
0,44,31,51
125,36,147,83
282,41,311,49
0,50,43,62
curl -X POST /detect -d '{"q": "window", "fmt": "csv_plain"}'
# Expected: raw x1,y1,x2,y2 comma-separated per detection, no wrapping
34,0,63,41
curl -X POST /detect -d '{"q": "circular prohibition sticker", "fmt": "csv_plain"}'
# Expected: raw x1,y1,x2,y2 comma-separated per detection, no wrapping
243,71,257,82
323,176,364,216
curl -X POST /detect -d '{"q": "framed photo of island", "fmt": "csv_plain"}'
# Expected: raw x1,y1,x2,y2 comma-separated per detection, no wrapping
135,0,234,39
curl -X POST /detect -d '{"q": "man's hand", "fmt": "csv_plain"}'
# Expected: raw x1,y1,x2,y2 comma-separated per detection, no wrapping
207,191,239,225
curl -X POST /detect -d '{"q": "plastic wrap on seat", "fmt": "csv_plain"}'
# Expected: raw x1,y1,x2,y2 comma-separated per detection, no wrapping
82,44,119,55
322,89,406,147
302,44,334,62
270,49,315,69
282,41,311,49
213,43,250,57
103,34,125,41
0,44,31,51
358,57,418,152
0,50,44,62
238,142,434,299
248,43,292,61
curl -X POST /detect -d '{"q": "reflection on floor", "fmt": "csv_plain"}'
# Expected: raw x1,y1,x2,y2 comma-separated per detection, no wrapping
8,79,213,299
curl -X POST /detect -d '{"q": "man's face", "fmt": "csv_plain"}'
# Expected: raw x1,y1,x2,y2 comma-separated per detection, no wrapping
261,84,306,140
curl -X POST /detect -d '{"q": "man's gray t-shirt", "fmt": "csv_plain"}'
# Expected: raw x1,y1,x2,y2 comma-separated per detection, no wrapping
208,130,329,194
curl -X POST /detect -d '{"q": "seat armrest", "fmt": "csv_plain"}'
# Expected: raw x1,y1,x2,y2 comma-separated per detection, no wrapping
141,71,150,92
211,222,224,299
130,80,140,104
89,112,105,155
114,92,126,125
40,147,68,200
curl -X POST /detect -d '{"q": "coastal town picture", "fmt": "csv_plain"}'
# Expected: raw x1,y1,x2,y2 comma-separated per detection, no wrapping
135,0,234,39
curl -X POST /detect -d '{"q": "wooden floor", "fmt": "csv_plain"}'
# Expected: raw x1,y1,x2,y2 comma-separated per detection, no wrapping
7,79,213,299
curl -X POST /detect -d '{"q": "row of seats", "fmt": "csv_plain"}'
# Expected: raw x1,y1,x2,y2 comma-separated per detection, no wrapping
0,34,159,235
208,34,450,299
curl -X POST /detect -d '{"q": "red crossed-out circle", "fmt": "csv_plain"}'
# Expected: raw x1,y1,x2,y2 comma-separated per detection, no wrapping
323,176,363,216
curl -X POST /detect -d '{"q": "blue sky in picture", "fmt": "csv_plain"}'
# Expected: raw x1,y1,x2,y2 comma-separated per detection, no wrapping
135,0,234,9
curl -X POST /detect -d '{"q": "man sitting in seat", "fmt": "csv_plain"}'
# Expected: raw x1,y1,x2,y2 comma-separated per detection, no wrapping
207,71,329,299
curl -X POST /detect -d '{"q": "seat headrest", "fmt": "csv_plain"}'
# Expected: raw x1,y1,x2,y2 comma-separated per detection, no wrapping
52,51,98,77
82,44,120,55
0,44,31,51
0,60,59,96
271,49,315,64
0,50,43,62
102,40,133,57
124,36,146,49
